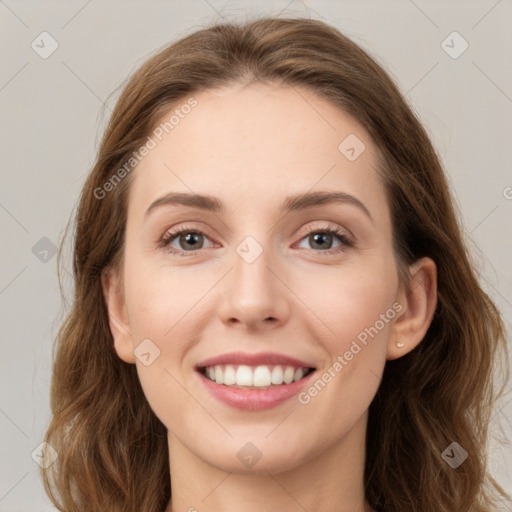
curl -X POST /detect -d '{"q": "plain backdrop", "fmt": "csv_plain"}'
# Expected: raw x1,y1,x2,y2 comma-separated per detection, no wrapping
1,1,511,510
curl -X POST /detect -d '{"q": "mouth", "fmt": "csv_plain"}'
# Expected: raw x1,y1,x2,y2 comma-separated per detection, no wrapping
197,364,316,389
194,351,317,410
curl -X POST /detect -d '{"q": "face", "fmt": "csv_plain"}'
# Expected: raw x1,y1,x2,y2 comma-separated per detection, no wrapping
105,81,412,474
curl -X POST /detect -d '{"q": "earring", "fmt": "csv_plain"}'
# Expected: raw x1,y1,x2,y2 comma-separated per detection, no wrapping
396,339,404,348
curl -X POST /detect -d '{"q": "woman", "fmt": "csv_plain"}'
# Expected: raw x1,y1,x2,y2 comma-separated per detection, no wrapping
41,16,510,512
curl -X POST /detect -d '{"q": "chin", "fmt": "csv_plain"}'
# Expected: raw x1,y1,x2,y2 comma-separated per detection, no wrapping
195,437,314,475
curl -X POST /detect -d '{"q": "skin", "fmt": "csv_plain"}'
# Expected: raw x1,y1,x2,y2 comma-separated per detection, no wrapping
102,81,437,512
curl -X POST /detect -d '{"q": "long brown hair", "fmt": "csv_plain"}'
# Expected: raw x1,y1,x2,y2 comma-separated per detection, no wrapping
42,15,510,512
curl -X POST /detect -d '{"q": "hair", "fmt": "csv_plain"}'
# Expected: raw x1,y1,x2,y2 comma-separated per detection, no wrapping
41,15,510,512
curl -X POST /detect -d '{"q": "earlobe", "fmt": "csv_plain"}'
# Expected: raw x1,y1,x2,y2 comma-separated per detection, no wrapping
387,257,438,360
101,268,136,364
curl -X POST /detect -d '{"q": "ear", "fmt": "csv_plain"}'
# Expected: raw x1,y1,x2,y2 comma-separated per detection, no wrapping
101,267,136,364
387,256,438,360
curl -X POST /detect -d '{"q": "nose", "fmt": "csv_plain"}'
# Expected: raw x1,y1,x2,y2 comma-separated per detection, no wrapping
216,240,290,331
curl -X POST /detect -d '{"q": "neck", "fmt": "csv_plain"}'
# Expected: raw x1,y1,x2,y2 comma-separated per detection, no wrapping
165,411,373,512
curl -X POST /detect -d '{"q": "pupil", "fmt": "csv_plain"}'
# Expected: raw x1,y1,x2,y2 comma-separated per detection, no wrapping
311,233,332,249
181,232,202,249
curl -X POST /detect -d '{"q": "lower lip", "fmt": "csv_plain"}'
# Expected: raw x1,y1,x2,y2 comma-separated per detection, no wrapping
197,370,316,411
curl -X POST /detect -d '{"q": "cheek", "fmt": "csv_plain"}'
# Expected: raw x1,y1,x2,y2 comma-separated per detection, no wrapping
294,285,393,440
122,263,203,428
123,259,199,342
297,253,397,407
300,254,398,346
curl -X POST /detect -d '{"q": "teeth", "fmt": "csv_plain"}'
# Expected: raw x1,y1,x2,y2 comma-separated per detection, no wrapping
253,366,271,387
223,364,236,385
293,368,304,381
271,365,283,385
215,366,224,385
283,366,295,384
203,364,311,387
236,365,253,386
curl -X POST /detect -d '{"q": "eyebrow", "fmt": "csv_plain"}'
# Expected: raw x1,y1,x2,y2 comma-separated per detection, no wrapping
145,190,373,223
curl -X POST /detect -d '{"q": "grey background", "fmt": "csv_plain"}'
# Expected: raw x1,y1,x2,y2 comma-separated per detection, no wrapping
1,0,511,510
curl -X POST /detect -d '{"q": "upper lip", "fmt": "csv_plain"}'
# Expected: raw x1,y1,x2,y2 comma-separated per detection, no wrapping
195,351,316,369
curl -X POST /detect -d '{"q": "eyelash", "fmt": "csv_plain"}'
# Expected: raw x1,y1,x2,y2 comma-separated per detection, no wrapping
158,223,355,257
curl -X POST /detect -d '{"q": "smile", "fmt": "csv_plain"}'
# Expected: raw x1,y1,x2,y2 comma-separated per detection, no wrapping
201,364,314,388
195,351,317,410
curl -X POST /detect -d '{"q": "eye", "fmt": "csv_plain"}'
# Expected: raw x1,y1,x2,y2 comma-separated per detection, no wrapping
295,224,354,254
158,222,354,257
159,225,215,256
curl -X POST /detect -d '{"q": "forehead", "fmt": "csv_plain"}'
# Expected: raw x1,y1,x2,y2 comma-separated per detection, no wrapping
128,82,388,222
